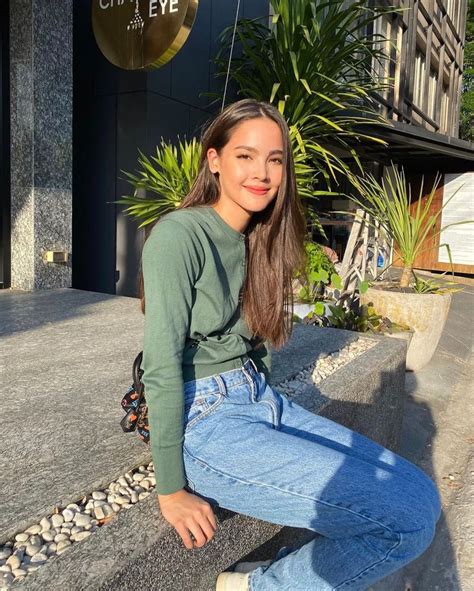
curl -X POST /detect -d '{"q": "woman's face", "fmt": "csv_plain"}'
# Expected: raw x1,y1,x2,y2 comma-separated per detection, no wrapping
207,117,284,215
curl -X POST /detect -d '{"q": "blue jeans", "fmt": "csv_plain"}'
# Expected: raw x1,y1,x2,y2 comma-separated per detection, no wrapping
182,358,441,590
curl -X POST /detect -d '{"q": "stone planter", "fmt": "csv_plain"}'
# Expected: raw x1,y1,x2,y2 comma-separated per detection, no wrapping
361,287,452,371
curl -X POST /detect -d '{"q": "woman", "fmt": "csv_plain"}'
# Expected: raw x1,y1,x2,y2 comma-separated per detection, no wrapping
140,99,441,590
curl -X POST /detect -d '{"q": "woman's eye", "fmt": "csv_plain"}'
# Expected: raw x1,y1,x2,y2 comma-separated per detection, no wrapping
237,154,251,160
271,158,283,165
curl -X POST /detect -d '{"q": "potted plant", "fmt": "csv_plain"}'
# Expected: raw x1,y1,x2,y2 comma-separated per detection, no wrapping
346,165,470,371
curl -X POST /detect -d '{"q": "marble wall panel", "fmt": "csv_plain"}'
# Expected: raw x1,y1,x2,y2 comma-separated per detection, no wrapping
10,0,73,290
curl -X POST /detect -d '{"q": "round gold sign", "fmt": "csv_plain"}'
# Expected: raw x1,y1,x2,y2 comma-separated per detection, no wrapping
92,0,199,71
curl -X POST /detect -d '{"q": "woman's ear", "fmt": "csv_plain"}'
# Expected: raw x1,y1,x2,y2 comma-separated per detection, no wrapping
207,148,220,175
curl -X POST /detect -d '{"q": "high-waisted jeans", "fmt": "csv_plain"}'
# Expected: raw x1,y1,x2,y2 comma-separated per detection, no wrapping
182,358,441,590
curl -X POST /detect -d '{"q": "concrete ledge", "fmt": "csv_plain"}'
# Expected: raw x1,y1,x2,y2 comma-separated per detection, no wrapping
1,289,407,590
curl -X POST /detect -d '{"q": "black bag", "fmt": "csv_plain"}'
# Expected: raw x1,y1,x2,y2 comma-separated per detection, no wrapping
120,335,210,444
120,351,150,444
120,333,262,444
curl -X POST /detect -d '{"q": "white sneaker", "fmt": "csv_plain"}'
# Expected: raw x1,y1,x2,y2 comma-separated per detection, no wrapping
215,571,251,591
233,559,274,573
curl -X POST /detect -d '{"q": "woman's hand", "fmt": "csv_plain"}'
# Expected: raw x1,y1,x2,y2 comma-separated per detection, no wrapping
157,489,217,550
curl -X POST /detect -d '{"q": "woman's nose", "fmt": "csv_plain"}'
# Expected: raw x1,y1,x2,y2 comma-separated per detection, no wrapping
252,160,269,180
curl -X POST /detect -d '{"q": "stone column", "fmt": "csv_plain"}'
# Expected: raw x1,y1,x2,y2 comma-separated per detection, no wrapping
10,0,72,290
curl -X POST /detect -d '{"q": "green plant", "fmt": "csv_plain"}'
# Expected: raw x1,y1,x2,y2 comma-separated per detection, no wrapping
115,138,202,228
347,165,473,288
213,0,397,228
295,270,407,333
412,274,463,295
294,242,336,302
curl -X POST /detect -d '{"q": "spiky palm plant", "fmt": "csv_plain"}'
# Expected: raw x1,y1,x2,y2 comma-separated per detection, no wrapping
116,138,201,228
213,0,396,202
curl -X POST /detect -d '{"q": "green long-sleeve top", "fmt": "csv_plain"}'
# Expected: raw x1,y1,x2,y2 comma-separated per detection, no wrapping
141,205,272,495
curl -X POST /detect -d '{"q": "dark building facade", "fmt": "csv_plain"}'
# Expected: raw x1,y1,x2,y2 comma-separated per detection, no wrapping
1,0,268,294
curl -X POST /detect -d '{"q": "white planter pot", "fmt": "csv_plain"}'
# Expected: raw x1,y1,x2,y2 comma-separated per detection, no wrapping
361,287,452,371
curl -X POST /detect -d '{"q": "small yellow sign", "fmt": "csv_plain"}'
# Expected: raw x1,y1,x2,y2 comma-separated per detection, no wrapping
92,0,199,70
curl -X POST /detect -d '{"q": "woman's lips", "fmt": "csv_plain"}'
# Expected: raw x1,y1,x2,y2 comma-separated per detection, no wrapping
244,186,269,195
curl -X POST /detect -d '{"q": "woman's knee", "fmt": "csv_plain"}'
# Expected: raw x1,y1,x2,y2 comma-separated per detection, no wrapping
401,518,437,563
393,474,441,561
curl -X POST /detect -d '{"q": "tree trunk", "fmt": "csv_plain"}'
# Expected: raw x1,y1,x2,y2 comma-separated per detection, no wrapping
400,266,412,288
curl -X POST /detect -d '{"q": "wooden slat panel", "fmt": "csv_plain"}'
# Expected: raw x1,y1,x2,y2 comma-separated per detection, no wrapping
438,173,474,265
393,172,474,274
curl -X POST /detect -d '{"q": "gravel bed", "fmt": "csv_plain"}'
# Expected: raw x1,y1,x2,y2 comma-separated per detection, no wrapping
0,336,375,589
278,337,376,398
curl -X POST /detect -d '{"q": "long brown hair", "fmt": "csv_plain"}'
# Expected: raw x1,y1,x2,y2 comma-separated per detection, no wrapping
138,99,307,350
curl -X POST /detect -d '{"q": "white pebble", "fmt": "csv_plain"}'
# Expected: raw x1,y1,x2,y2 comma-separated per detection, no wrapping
71,531,92,542
28,535,41,547
74,513,92,527
0,565,11,574
132,473,145,482
25,545,41,558
111,503,121,513
92,491,106,501
24,524,42,536
12,568,27,577
0,550,11,561
30,553,47,564
103,504,114,517
94,506,105,520
66,504,81,512
70,526,82,535
14,534,28,543
51,514,64,528
62,509,74,523
54,533,69,543
56,540,72,555
40,517,51,532
5,555,19,571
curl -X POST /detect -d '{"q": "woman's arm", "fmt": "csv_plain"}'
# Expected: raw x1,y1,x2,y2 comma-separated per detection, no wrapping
142,218,203,495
